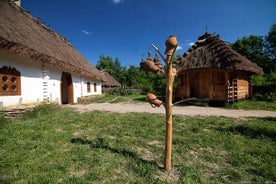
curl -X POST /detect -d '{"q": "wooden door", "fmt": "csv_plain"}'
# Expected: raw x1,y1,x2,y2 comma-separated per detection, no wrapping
61,72,73,104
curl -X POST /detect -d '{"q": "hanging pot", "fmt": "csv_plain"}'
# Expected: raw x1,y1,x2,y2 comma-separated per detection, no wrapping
146,93,163,108
140,59,160,74
165,35,178,56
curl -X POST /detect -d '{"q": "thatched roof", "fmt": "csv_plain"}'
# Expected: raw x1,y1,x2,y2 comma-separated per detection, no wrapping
176,32,263,75
0,0,103,81
100,71,121,87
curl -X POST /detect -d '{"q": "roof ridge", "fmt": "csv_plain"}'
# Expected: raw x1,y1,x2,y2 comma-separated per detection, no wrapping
176,32,263,75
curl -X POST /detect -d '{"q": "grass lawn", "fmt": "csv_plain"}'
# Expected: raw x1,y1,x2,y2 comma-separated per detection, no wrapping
226,100,276,111
0,104,275,183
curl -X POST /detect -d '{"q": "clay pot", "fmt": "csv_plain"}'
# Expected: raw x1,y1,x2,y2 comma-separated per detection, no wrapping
165,35,178,56
146,93,163,108
140,59,160,74
146,93,156,101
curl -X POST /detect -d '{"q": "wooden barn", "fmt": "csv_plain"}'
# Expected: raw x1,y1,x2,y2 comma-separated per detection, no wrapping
174,32,263,103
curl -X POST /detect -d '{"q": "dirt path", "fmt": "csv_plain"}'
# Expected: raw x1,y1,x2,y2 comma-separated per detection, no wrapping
70,102,276,118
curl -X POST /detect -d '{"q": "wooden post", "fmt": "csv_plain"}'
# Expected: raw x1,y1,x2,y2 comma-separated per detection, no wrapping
164,36,177,170
164,56,174,170
149,36,178,171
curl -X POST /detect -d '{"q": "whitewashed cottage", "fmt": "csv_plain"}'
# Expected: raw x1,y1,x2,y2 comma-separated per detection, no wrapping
0,0,104,107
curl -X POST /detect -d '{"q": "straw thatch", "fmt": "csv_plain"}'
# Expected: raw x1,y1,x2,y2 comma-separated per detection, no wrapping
100,71,121,87
0,0,103,81
176,32,263,75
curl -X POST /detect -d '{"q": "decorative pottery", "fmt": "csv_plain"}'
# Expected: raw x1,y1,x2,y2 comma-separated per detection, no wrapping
140,59,160,74
146,93,163,107
165,35,178,56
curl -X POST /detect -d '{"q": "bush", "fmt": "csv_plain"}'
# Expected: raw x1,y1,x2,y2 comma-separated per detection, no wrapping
252,92,276,101
251,73,276,101
112,87,140,96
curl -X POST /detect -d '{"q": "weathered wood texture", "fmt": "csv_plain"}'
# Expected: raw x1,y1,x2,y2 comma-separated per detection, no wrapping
174,32,263,103
175,69,252,102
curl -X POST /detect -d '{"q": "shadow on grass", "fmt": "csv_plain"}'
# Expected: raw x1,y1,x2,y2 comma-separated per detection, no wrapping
216,117,276,141
71,137,163,170
133,97,146,102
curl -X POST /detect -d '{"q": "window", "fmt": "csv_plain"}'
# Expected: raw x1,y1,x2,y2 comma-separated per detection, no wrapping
87,82,91,93
0,66,21,96
94,83,97,92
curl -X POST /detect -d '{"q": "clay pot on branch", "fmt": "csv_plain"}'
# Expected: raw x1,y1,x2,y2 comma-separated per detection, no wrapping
140,59,163,74
165,35,178,56
146,93,163,108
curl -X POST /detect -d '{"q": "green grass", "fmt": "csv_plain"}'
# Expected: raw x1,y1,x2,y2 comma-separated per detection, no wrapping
226,100,276,111
0,104,275,183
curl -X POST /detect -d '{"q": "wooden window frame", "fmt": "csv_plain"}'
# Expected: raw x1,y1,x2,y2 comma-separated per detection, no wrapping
0,66,21,96
87,82,91,93
94,83,97,92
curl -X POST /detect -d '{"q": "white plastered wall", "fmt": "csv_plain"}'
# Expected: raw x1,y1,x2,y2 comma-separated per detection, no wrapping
0,50,43,106
0,50,102,107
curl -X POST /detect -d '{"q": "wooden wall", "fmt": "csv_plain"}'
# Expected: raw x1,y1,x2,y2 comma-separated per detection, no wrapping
174,69,252,102
175,69,229,101
236,71,250,100
199,71,211,98
212,70,227,101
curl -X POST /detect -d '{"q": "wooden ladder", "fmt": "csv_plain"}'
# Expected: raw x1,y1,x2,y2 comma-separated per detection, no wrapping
42,63,49,102
227,79,238,103
233,79,238,102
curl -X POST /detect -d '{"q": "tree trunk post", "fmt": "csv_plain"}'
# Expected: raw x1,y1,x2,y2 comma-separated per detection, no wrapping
164,56,174,170
164,36,177,170
147,36,178,171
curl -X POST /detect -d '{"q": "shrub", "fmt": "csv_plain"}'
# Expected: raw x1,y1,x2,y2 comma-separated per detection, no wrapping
251,73,276,101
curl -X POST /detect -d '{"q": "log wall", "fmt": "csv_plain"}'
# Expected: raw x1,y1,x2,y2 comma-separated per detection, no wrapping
174,69,251,102
236,73,250,100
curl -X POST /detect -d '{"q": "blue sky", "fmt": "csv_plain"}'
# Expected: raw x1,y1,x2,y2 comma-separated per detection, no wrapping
22,0,276,67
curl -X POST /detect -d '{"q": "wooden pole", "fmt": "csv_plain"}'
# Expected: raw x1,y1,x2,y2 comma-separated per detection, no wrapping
150,36,178,170
164,36,177,170
164,56,174,170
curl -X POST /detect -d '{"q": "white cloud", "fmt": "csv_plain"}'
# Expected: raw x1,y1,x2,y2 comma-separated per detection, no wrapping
82,30,92,35
112,0,124,4
184,40,195,47
176,45,183,51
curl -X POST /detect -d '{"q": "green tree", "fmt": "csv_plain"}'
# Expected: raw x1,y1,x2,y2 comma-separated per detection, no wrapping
231,24,276,101
96,55,126,85
96,55,166,94
96,56,115,75
113,58,122,73
231,24,276,74
125,65,152,92
231,35,272,73
265,24,276,72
